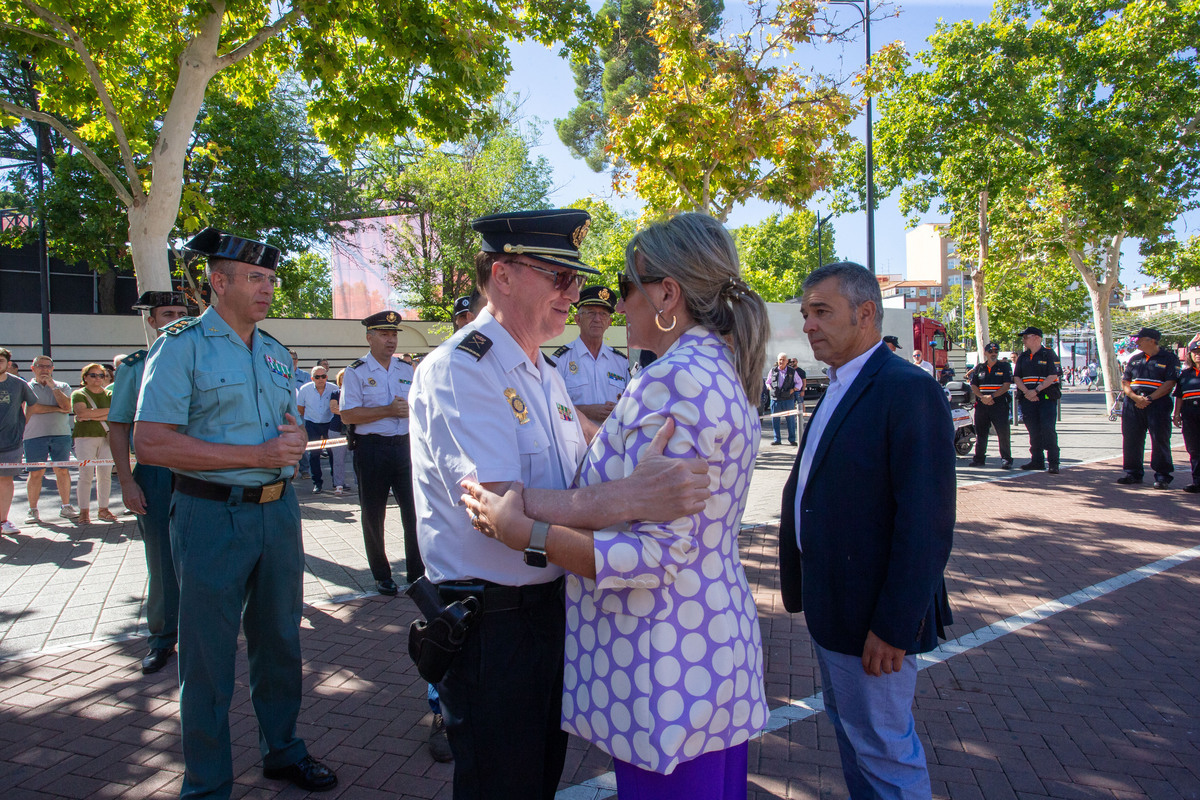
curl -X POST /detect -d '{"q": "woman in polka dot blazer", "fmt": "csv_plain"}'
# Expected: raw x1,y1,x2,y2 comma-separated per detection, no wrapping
463,213,771,799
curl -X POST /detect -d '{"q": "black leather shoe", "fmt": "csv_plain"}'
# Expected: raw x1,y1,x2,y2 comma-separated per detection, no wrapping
428,713,453,763
1153,480,1169,490
376,579,399,596
264,755,337,792
141,647,175,675
1019,462,1044,471
1184,484,1200,493
1001,460,1013,469
1116,475,1142,485
1047,466,1060,474
968,459,985,467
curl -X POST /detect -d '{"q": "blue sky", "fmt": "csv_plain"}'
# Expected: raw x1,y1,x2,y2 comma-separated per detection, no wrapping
501,0,1197,287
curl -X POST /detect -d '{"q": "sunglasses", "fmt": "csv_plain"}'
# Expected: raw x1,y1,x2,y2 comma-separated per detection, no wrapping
84,372,105,379
312,374,328,379
515,260,586,292
617,274,665,301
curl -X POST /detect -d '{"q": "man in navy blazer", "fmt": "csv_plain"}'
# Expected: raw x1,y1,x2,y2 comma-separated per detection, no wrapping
780,262,955,799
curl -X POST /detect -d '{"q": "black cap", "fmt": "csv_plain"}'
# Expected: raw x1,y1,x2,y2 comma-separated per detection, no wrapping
453,296,473,318
362,310,403,330
1189,340,1200,352
132,290,190,312
882,335,900,346
471,209,599,274
576,285,617,312
1019,326,1044,338
984,342,1000,353
184,227,280,271
1135,327,1161,341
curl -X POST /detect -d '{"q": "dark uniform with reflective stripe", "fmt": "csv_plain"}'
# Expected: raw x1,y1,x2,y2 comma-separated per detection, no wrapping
1014,346,1063,469
1175,364,1200,487
969,360,1013,463
1122,350,1179,483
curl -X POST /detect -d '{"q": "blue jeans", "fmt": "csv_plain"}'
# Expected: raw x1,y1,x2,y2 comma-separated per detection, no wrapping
305,420,332,489
771,396,797,443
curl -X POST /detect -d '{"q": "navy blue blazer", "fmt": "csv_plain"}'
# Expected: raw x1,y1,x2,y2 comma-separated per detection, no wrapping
779,343,955,656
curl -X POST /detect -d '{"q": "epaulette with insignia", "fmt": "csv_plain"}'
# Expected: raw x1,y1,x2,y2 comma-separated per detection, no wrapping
122,349,148,366
259,328,284,346
160,317,200,336
349,358,365,369
552,344,570,358
544,353,558,368
611,347,627,358
457,332,493,361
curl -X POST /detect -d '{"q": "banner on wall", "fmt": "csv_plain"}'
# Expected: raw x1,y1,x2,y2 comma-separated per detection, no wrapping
330,215,418,320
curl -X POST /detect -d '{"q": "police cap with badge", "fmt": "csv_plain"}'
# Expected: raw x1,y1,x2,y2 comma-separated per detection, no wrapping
575,285,617,313
363,310,404,331
183,226,280,271
453,296,473,318
471,208,599,275
984,341,1000,353
132,290,195,314
1135,327,1162,342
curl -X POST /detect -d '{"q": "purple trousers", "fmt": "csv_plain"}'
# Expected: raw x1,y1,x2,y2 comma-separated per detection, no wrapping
613,742,748,800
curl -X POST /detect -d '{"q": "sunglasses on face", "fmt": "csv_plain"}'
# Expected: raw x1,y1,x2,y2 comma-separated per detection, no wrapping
85,372,105,379
313,374,327,379
515,260,586,292
617,274,665,301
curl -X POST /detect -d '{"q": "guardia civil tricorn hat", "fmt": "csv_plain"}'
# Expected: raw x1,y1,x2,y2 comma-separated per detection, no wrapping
471,209,599,275
183,227,280,271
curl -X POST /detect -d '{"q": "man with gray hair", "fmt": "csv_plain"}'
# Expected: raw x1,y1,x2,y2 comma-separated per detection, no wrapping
779,261,954,799
765,351,802,445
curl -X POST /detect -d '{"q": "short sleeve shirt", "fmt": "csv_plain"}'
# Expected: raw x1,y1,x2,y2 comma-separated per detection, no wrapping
1015,347,1063,400
135,306,299,486
554,337,629,407
969,360,1013,403
23,379,73,439
0,375,39,451
1123,350,1180,404
340,355,415,436
1175,365,1200,405
410,308,585,585
296,380,335,424
71,388,112,438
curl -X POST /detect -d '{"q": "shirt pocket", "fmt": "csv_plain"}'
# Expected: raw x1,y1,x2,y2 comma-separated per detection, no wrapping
195,371,248,426
514,419,552,484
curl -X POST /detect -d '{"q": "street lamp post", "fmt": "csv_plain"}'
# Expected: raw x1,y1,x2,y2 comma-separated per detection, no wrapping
830,0,874,275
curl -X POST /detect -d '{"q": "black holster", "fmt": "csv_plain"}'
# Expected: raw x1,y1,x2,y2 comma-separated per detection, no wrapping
405,577,479,684
345,423,358,451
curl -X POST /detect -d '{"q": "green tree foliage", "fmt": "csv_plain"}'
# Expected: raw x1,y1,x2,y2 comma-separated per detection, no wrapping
872,0,1200,397
1143,234,1200,291
555,0,723,173
569,196,637,289
0,0,595,292
367,110,553,321
733,211,838,301
271,250,331,318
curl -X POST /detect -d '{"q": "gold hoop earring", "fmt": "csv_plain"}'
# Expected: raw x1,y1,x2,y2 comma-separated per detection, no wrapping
655,310,677,332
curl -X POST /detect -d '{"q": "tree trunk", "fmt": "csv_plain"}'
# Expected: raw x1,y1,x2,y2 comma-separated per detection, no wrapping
973,190,990,356
97,268,117,314
1067,233,1124,410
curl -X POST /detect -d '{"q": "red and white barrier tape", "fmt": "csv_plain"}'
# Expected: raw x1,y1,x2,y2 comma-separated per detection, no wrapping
0,437,348,469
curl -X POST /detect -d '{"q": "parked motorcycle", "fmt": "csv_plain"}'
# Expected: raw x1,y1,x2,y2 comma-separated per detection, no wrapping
943,380,976,456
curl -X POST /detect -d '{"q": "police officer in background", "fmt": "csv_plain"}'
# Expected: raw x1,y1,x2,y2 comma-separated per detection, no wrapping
340,311,420,594
452,289,483,331
1014,326,1063,473
135,228,337,795
1173,340,1200,493
968,342,1013,468
553,285,628,424
110,290,191,675
1117,327,1179,488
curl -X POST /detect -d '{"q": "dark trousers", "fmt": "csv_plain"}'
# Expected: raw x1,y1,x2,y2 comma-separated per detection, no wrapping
1182,406,1200,485
437,584,567,800
1122,400,1174,482
352,434,421,583
136,463,178,650
973,400,1011,461
304,420,331,489
771,396,797,443
1019,397,1059,467
171,486,307,798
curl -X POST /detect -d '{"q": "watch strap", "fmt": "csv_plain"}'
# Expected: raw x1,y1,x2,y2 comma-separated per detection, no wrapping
527,520,550,553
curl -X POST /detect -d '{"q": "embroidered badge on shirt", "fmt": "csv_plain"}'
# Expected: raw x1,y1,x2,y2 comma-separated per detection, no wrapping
569,361,578,374
264,355,292,379
556,403,574,422
368,377,377,386
505,388,530,424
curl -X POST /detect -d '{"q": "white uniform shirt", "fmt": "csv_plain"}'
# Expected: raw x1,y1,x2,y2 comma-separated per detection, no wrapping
296,380,336,424
914,358,936,379
554,337,629,407
340,354,415,436
410,309,585,585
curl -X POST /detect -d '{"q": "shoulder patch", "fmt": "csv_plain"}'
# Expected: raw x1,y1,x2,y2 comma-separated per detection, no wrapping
121,349,148,366
552,344,571,358
457,332,493,361
349,358,366,369
160,316,200,336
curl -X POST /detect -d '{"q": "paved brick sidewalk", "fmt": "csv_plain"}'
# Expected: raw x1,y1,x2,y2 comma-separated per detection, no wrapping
3,393,1199,798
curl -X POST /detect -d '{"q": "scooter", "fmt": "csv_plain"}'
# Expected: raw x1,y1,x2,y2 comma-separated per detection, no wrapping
943,380,976,456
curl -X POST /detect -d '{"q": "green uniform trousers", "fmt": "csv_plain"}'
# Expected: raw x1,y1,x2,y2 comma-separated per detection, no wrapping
136,463,178,650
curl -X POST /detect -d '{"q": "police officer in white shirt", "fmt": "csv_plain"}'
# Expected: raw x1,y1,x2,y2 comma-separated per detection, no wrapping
552,285,628,424
340,311,419,594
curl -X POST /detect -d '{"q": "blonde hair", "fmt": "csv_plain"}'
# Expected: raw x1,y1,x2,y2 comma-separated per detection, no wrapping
336,368,346,388
80,363,106,384
625,213,770,400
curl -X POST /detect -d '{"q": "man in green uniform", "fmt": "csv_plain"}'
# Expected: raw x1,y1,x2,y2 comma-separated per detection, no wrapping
110,290,191,675
135,228,337,797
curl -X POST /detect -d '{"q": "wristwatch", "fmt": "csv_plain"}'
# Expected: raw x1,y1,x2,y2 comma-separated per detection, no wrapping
524,520,550,568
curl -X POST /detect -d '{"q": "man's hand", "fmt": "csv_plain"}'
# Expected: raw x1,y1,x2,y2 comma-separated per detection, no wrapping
390,396,410,419
1023,389,1039,402
980,395,994,406
119,476,148,515
261,413,308,467
1133,394,1151,409
625,418,711,521
578,402,617,423
862,631,906,677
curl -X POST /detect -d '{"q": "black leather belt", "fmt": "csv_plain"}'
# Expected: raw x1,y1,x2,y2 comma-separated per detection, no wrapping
359,434,408,444
175,474,290,504
437,577,563,613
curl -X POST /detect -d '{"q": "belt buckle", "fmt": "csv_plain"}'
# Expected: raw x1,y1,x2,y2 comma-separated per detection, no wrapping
259,481,284,503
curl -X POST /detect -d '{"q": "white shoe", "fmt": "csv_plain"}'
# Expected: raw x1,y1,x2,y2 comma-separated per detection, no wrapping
25,508,39,523
333,486,345,496
1,520,20,536
60,504,80,518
